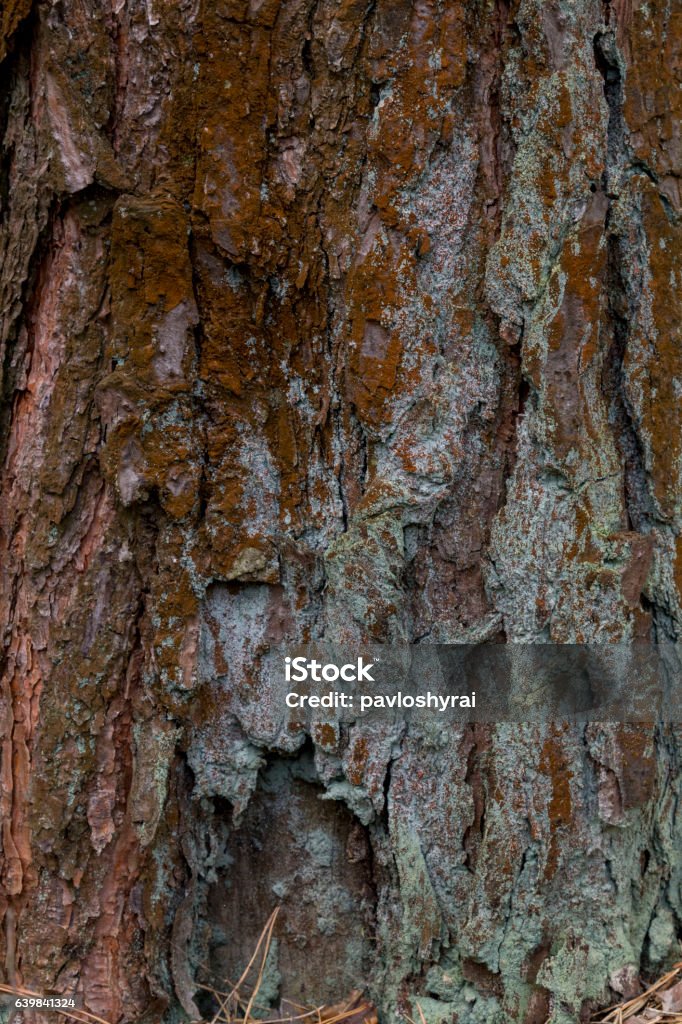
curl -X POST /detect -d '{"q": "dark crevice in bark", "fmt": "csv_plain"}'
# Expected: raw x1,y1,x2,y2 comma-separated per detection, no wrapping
193,741,379,1013
379,749,394,834
0,1,35,73
504,328,530,471
601,229,653,535
0,14,52,447
462,724,489,874
301,35,313,78
61,180,123,209
300,0,322,91
0,194,59,467
593,30,626,190
594,17,682,643
595,21,662,639
0,38,20,213
368,79,389,113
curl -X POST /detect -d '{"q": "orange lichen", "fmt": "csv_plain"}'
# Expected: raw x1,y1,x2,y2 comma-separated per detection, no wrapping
539,728,573,880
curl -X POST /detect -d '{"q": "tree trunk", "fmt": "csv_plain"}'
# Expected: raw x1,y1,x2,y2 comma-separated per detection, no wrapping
1,1,681,1022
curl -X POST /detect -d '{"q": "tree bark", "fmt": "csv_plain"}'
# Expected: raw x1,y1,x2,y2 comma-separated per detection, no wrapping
1,1,681,1022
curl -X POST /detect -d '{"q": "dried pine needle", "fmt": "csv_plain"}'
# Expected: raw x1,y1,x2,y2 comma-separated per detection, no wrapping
4,924,681,1024
196,913,377,1024
593,961,682,1023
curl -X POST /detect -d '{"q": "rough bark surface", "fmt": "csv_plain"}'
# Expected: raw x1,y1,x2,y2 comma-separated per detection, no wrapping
0,1,681,1023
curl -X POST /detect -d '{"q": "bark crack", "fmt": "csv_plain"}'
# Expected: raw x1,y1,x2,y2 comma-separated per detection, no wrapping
594,18,659,627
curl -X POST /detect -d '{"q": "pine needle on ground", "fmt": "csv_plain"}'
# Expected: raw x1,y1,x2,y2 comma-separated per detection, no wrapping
593,961,682,1023
196,908,376,1024
0,909,373,1024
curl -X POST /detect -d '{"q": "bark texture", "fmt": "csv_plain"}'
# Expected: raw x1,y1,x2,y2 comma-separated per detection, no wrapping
1,1,681,1022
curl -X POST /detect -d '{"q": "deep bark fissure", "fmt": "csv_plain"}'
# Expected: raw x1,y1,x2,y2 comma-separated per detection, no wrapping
190,742,379,1014
592,12,682,651
601,227,653,533
594,22,658,616
0,191,58,460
